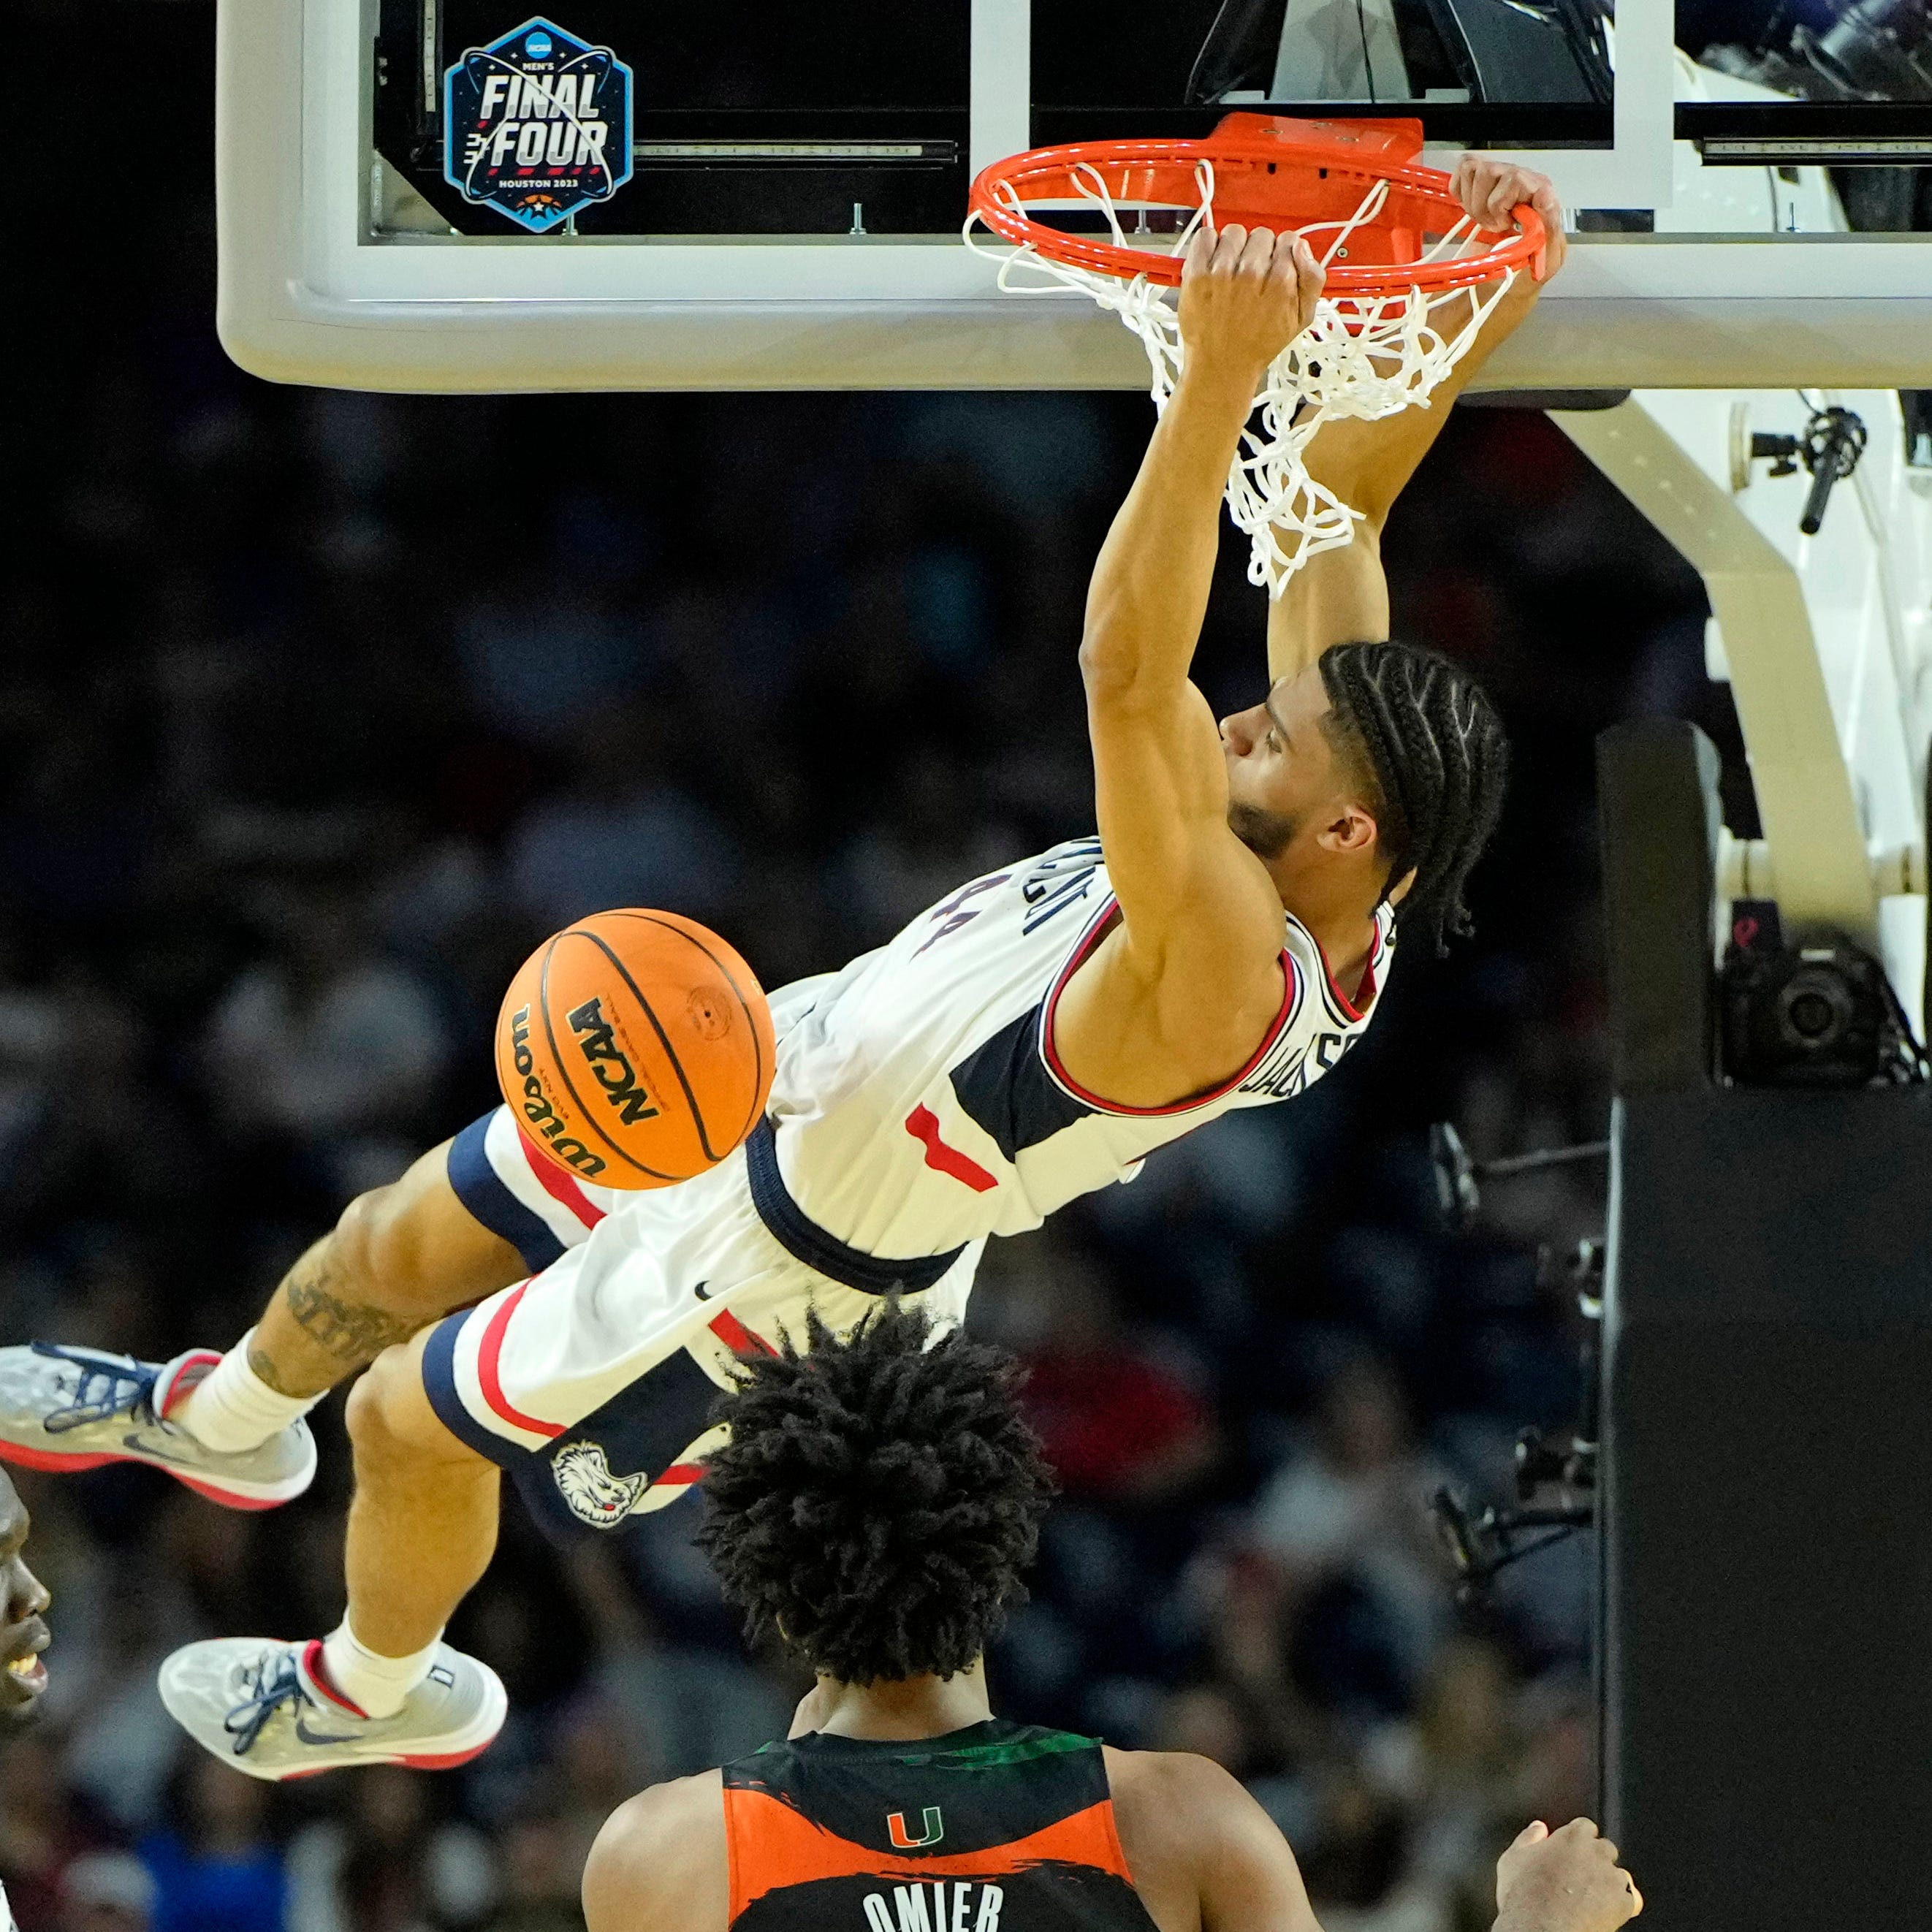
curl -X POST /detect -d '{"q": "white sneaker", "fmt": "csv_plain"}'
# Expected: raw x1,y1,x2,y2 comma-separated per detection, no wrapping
0,1344,315,1510
159,1636,508,1781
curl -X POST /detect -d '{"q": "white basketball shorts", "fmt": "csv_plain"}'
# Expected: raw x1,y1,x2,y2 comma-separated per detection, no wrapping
421,1109,981,1536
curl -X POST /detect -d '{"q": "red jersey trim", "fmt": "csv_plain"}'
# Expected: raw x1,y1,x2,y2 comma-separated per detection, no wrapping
516,1127,609,1231
1304,907,1390,1025
477,1284,564,1441
1038,896,1301,1119
707,1308,774,1358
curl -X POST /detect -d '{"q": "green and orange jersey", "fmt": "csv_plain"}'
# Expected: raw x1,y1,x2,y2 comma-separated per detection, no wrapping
722,1719,1163,1932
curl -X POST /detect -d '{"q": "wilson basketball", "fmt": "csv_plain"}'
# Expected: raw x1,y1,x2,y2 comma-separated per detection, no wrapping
495,910,775,1190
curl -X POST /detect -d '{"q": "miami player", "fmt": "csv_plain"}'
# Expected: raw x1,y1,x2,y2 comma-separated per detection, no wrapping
582,1305,1642,1932
0,155,1565,1776
1,1467,55,1931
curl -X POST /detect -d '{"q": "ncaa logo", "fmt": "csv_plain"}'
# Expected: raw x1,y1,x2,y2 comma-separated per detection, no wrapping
444,15,634,234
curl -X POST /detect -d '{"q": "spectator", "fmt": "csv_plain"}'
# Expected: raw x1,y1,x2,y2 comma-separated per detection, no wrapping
833,745,1021,939
560,1545,795,1795
202,889,451,1195
60,1855,156,1932
285,1767,495,1932
0,1733,91,1930
1012,1250,1219,1507
504,709,741,931
1298,1771,1439,1932
61,1583,204,1838
477,1813,582,1932
138,1757,286,1932
1248,1355,1453,1697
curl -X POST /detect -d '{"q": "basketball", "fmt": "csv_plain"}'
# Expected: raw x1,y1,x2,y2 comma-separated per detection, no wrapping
494,910,776,1190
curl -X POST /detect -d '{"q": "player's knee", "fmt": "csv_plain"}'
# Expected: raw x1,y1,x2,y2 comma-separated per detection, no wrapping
346,1343,466,1469
344,1351,406,1456
332,1182,441,1319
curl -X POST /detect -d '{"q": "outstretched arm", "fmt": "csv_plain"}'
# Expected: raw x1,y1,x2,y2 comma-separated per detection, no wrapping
1054,225,1326,1107
1268,157,1569,682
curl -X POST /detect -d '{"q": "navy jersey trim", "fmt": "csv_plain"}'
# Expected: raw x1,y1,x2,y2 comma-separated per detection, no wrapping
447,1114,566,1274
947,1008,1098,1163
745,1118,966,1294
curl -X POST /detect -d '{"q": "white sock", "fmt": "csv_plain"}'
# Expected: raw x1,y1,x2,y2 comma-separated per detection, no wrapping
172,1331,322,1454
318,1619,442,1720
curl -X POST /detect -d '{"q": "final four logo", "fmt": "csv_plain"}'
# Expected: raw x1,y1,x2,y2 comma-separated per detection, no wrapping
444,18,634,233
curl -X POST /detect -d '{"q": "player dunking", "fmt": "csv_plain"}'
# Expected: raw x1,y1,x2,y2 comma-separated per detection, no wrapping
0,157,1566,1776
582,1304,1642,1932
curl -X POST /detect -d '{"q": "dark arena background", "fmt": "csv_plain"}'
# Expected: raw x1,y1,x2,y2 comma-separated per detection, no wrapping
20,3,1925,1931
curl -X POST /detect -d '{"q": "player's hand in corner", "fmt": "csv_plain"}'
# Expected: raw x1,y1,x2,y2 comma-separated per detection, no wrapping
1450,153,1567,278
1177,224,1326,384
1494,1819,1643,1932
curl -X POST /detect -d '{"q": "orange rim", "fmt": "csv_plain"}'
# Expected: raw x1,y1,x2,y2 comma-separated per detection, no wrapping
969,117,1545,295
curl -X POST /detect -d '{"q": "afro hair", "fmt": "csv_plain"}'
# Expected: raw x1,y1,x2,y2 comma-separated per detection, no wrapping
696,1303,1055,1686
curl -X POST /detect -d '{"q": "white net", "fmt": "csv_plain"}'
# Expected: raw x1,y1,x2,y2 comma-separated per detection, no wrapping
965,161,1516,597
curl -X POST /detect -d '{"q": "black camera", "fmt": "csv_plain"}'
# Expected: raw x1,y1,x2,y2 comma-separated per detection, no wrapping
1721,906,1918,1087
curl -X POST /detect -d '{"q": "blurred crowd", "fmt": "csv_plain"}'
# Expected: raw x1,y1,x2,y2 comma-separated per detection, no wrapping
6,7,1754,1930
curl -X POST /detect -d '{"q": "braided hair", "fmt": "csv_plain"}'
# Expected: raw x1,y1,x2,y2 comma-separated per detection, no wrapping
1317,639,1509,956
696,1304,1055,1686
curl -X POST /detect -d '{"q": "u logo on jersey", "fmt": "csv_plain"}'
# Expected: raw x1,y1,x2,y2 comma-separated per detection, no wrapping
887,1806,945,1849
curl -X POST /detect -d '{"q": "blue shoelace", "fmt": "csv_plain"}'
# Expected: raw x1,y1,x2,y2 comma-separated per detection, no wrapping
224,1648,311,1757
33,1345,161,1436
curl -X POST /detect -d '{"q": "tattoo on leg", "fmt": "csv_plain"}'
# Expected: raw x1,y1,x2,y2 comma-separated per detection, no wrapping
281,1276,421,1371
246,1344,308,1398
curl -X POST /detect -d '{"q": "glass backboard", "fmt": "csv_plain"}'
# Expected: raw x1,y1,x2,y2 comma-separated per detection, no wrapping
218,0,1932,392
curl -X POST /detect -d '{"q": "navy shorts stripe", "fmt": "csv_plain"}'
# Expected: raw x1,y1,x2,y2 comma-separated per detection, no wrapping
446,1114,566,1274
420,1310,523,1469
744,1117,964,1294
421,1309,722,1543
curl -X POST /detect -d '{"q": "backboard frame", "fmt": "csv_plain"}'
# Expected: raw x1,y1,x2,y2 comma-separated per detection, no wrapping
217,0,1932,392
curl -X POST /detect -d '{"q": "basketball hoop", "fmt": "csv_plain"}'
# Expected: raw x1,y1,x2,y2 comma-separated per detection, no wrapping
965,115,1548,594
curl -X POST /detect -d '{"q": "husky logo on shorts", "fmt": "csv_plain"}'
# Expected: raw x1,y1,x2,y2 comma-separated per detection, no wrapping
443,17,634,234
551,1439,651,1528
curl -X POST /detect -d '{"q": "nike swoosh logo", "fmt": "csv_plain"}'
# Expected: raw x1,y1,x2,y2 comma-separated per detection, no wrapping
294,1715,365,1747
122,1432,202,1467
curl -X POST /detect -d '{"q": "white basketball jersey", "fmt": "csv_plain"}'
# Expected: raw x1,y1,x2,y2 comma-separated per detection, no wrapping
763,836,1393,1258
